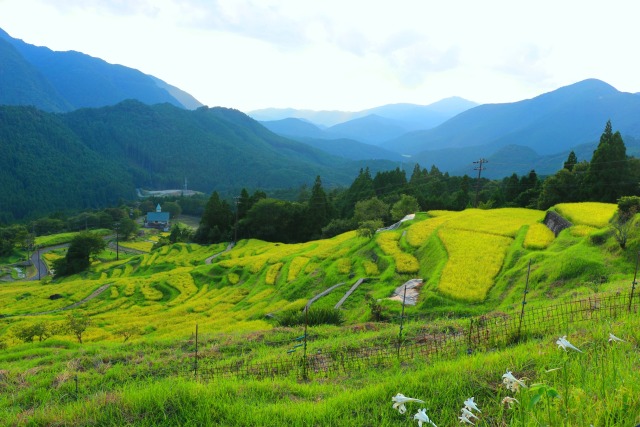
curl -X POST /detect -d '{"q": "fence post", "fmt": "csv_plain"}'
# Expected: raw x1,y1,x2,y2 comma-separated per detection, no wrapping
517,259,532,341
397,284,407,359
630,251,639,313
467,318,473,354
194,324,199,380
74,375,78,400
302,306,308,380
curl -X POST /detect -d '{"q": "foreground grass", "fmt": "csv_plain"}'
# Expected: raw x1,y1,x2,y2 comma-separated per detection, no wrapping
1,313,638,426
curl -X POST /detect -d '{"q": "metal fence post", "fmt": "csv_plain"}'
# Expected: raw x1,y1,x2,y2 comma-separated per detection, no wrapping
194,324,199,380
517,259,532,341
397,284,407,359
629,251,639,312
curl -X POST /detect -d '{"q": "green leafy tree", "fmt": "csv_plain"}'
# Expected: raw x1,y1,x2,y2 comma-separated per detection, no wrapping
116,217,138,241
390,194,419,221
66,312,91,344
53,232,106,277
357,220,383,239
162,201,182,219
353,197,389,224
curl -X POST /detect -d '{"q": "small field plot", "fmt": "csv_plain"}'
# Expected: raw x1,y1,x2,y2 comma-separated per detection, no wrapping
438,208,544,237
555,202,617,228
438,228,513,301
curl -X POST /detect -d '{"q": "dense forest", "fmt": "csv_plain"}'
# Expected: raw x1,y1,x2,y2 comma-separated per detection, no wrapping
2,120,638,253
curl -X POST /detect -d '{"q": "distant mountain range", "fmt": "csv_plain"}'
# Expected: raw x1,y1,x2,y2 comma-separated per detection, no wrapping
258,79,640,178
0,28,202,112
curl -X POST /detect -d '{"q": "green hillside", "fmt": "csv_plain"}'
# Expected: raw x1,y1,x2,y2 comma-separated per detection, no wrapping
1,203,639,425
0,101,396,222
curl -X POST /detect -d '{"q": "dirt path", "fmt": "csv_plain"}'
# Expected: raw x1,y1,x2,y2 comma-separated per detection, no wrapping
205,242,235,264
17,283,113,317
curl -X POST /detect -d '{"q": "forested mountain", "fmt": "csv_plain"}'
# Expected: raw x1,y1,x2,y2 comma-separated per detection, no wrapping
0,28,202,112
0,101,397,222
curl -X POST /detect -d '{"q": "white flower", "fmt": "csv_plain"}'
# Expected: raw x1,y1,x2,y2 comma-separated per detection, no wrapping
460,407,478,420
413,408,437,427
501,396,519,409
458,413,474,425
502,371,526,392
556,336,582,353
608,333,625,343
463,397,481,413
392,393,424,414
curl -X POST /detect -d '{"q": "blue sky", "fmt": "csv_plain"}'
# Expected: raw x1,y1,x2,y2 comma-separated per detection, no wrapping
1,0,638,112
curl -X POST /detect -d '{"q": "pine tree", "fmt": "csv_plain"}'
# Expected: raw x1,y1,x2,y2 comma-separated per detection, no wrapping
586,120,629,202
563,151,578,171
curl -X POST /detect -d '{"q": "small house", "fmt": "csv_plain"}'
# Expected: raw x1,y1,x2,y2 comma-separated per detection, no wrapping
145,203,170,231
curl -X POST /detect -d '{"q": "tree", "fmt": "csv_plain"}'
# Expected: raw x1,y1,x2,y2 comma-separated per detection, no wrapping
563,151,578,171
116,217,138,241
194,191,234,244
162,201,182,219
53,232,106,277
357,220,383,239
66,312,91,344
390,194,419,221
585,120,629,202
353,197,389,224
306,176,330,239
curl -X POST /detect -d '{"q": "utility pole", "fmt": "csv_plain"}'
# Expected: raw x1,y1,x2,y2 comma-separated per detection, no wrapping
233,196,240,244
114,222,120,261
473,158,488,208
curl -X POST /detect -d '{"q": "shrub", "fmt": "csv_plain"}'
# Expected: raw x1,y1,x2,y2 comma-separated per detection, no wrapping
277,307,344,327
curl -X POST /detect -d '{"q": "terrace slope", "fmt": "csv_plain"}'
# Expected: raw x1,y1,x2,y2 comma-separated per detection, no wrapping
0,202,631,344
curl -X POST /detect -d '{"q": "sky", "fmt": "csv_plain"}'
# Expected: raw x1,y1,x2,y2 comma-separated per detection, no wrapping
0,0,639,113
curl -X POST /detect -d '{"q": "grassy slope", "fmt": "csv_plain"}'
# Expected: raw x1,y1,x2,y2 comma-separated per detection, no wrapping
1,202,639,425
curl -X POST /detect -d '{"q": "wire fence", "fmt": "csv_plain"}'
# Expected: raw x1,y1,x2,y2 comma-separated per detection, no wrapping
186,289,639,382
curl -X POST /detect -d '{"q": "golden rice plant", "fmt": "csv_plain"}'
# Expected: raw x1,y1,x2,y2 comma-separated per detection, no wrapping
140,282,164,301
376,231,419,274
336,258,351,274
443,208,545,237
265,262,283,285
523,223,555,250
555,202,617,228
227,273,240,285
287,257,310,282
363,260,379,276
406,215,450,247
569,224,598,237
119,241,153,252
438,228,512,301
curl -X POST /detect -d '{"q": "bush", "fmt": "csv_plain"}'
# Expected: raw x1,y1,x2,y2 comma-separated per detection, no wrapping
277,307,344,327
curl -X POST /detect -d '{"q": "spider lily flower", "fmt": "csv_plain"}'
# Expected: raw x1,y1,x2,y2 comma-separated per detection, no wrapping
463,397,481,413
502,371,526,392
458,413,474,425
460,407,478,420
413,408,437,427
608,333,625,343
556,336,582,353
392,393,424,414
501,396,519,409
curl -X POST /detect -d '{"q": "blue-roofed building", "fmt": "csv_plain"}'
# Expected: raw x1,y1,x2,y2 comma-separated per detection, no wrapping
145,203,170,231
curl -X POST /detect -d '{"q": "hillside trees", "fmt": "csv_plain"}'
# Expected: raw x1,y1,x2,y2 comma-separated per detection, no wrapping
194,191,234,244
585,120,630,202
52,232,106,276
305,176,331,240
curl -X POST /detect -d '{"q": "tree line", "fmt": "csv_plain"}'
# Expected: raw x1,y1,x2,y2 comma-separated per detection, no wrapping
192,120,639,245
